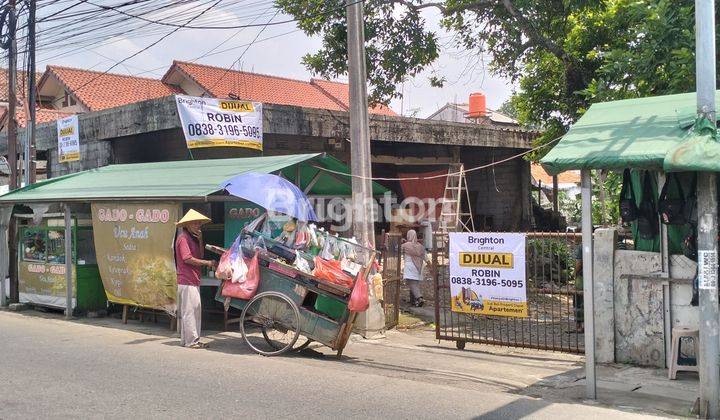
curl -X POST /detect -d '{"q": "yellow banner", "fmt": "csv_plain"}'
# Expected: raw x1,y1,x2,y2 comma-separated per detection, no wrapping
91,203,180,313
19,262,76,307
459,252,514,268
450,288,528,318
59,151,80,163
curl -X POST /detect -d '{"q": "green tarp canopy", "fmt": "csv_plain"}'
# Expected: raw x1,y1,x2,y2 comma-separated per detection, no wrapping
540,91,720,174
0,153,389,204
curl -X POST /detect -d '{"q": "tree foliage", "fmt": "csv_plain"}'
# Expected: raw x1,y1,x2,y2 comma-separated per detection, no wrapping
278,0,715,157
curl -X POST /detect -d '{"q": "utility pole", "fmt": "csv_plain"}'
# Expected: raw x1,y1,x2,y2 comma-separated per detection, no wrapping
346,0,384,335
695,0,719,417
6,0,18,191
24,0,36,185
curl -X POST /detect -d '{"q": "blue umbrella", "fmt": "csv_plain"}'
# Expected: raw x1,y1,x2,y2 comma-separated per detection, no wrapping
221,172,318,222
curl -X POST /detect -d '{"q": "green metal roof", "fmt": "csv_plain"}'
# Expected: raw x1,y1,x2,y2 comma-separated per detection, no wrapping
0,153,389,203
540,91,720,175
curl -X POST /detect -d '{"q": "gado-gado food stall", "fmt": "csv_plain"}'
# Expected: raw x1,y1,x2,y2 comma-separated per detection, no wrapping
0,153,389,322
16,213,105,312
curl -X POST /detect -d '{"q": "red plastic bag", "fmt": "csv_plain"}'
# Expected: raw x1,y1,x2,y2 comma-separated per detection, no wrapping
312,256,354,288
221,251,260,300
348,272,369,312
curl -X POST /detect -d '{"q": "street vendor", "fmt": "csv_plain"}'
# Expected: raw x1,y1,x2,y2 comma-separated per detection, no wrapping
175,209,216,349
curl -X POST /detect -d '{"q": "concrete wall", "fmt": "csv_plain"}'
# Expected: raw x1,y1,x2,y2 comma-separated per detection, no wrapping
464,147,531,230
1,95,536,155
592,228,699,367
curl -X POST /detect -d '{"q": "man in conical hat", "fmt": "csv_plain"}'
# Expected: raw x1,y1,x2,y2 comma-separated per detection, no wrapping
175,209,216,348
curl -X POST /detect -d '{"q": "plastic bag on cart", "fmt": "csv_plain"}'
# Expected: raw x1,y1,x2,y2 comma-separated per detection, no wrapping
348,273,370,312
216,238,248,283
312,256,354,288
293,251,311,274
221,251,260,300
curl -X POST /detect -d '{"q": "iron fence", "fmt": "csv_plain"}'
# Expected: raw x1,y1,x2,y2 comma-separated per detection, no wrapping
432,232,585,353
381,233,402,329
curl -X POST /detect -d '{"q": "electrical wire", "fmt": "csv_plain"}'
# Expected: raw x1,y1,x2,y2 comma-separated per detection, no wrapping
74,0,361,30
309,136,561,182
43,0,224,106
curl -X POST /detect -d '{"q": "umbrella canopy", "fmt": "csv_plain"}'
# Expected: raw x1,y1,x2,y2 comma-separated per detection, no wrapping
221,172,318,222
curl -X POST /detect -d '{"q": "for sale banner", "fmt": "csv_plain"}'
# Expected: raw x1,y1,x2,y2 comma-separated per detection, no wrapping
449,232,528,318
91,203,180,313
57,114,80,163
175,94,263,151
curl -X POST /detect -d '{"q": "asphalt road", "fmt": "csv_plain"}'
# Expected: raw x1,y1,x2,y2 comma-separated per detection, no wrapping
0,311,663,419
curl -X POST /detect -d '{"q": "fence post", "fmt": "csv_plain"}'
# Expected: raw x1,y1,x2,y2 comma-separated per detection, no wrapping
581,169,596,399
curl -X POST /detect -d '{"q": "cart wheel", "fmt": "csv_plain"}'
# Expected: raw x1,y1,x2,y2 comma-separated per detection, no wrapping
261,332,313,352
241,291,301,356
456,341,466,350
294,338,313,352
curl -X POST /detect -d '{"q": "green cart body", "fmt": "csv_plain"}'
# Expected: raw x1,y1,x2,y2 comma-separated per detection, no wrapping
215,253,357,356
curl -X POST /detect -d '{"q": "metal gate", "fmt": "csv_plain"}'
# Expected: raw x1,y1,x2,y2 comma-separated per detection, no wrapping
433,232,584,353
381,233,402,329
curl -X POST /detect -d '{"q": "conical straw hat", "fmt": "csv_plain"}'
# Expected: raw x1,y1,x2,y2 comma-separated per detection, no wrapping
176,209,211,227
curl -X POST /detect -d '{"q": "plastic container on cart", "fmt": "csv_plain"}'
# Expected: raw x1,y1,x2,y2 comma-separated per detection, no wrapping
314,295,347,320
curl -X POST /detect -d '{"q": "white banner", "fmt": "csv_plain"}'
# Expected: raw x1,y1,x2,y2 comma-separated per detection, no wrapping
175,94,263,151
449,232,528,317
57,115,80,163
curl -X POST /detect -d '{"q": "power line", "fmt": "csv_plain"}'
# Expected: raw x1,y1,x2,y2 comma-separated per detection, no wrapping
77,0,362,30
45,0,224,107
204,9,280,94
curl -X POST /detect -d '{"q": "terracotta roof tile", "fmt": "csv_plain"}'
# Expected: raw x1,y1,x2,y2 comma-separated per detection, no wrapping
44,65,181,112
310,79,397,116
531,163,581,185
0,105,73,128
167,61,396,115
0,68,43,103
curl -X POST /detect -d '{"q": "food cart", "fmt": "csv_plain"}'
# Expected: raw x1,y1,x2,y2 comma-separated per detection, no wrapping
210,172,378,356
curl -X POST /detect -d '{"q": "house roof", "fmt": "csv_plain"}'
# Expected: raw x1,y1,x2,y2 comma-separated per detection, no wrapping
40,65,181,112
0,106,73,129
164,61,396,115
0,68,43,103
428,102,517,125
530,163,580,186
310,78,396,116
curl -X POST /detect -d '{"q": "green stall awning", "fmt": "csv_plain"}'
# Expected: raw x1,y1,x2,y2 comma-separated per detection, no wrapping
0,153,389,204
540,91,720,175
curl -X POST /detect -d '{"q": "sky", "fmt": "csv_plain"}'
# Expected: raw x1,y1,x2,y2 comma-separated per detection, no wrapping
31,4,514,118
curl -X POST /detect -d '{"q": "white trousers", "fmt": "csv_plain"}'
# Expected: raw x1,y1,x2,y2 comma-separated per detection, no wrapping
177,284,202,347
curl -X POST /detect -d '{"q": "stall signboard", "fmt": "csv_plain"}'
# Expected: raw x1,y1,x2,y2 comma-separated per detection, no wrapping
57,114,80,163
91,203,180,313
224,202,264,247
175,94,263,151
448,232,528,318
18,262,76,309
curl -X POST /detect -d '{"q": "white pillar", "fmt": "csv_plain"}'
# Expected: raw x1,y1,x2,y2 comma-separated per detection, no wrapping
581,169,596,399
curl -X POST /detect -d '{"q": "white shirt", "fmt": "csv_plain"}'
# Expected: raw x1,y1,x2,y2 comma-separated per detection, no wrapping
403,254,422,281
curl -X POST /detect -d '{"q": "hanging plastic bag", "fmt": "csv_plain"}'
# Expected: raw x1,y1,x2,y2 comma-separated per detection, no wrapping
244,213,267,233
348,273,370,312
371,273,384,302
221,251,261,300
216,237,245,281
294,223,309,249
293,251,311,273
313,256,354,288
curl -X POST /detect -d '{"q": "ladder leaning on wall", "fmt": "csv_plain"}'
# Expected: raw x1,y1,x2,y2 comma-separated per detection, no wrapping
439,163,475,232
